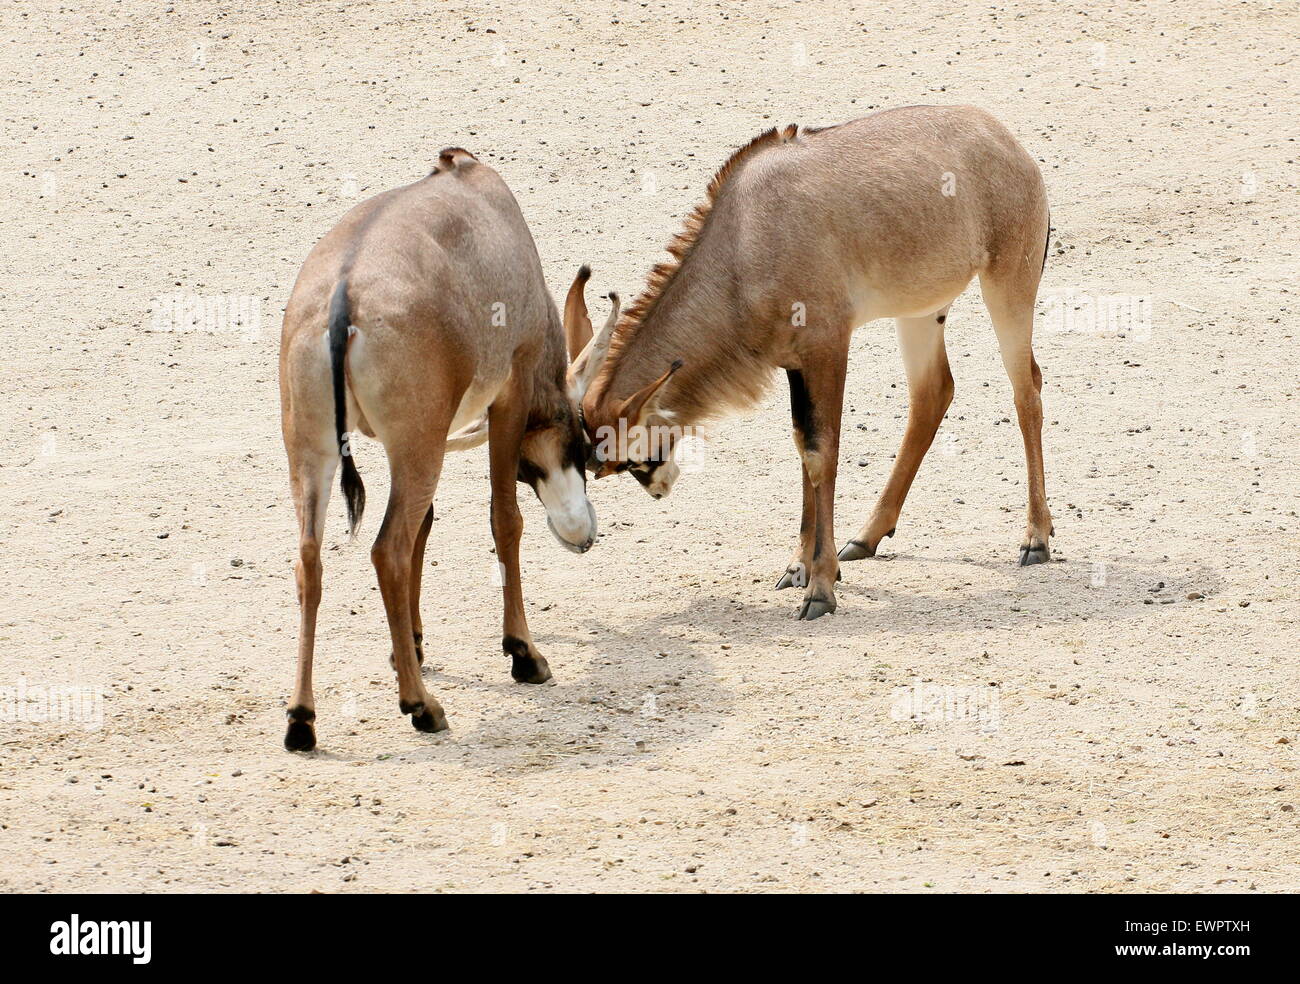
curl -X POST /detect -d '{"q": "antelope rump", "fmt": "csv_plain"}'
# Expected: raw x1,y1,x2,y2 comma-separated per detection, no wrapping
278,149,603,750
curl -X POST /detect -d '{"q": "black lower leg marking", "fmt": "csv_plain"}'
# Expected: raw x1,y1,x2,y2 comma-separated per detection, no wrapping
502,634,530,659
413,631,424,666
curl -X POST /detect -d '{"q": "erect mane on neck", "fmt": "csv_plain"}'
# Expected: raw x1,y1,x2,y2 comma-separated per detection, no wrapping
593,124,798,412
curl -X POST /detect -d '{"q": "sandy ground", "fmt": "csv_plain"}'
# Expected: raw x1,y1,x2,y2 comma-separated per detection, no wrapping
2,0,1297,893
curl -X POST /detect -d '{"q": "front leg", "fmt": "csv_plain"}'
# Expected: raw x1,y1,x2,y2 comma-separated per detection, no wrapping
776,456,815,590
487,390,552,684
775,453,843,591
786,342,849,620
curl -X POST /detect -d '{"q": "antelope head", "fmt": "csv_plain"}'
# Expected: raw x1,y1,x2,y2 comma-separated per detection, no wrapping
567,269,685,499
504,265,616,555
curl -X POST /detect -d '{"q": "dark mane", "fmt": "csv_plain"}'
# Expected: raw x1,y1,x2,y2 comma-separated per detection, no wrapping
602,123,799,368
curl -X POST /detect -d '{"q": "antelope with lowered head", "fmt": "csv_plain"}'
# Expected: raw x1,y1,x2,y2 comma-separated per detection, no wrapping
580,105,1053,620
279,148,606,751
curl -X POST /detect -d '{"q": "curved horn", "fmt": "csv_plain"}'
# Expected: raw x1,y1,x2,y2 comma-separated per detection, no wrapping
584,291,620,381
568,290,621,402
563,265,593,362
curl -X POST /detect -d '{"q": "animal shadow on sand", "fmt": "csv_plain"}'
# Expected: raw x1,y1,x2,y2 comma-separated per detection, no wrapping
387,553,1221,771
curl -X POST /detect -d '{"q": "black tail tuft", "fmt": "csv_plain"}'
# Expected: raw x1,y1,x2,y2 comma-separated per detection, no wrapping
328,280,365,537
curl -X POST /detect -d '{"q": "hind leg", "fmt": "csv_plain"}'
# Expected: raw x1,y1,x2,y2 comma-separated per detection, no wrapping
841,309,954,563
980,273,1053,565
399,504,434,668
284,450,336,752
372,444,449,733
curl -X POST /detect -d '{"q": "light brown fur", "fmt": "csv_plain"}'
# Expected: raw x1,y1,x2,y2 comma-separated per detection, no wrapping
583,105,1053,619
279,151,595,749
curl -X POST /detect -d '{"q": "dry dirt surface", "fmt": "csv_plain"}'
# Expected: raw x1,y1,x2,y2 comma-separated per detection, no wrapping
2,0,1297,893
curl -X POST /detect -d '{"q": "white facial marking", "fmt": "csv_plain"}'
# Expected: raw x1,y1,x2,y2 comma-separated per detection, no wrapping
537,466,596,551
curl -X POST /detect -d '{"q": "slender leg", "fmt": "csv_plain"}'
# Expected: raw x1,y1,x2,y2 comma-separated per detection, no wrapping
788,338,850,620
776,379,816,590
408,504,434,666
840,309,954,562
372,449,448,732
488,378,552,683
981,275,1053,564
284,453,335,752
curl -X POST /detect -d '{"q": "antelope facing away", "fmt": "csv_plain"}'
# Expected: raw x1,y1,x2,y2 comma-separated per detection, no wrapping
580,105,1053,620
279,149,612,751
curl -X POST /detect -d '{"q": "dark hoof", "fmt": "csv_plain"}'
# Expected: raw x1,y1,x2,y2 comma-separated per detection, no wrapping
775,567,806,590
1018,544,1051,566
504,634,553,684
401,700,449,733
284,720,316,752
512,653,553,684
838,539,872,561
411,707,448,732
797,596,837,620
284,705,317,752
839,528,892,562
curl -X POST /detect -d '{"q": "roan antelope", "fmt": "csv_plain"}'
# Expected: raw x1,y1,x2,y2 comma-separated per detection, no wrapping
580,106,1053,620
279,148,611,750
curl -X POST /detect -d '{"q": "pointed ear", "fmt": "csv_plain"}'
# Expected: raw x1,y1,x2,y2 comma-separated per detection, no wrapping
616,360,683,428
563,265,593,363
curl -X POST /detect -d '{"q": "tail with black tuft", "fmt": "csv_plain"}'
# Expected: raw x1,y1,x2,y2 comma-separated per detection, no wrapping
327,279,365,537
